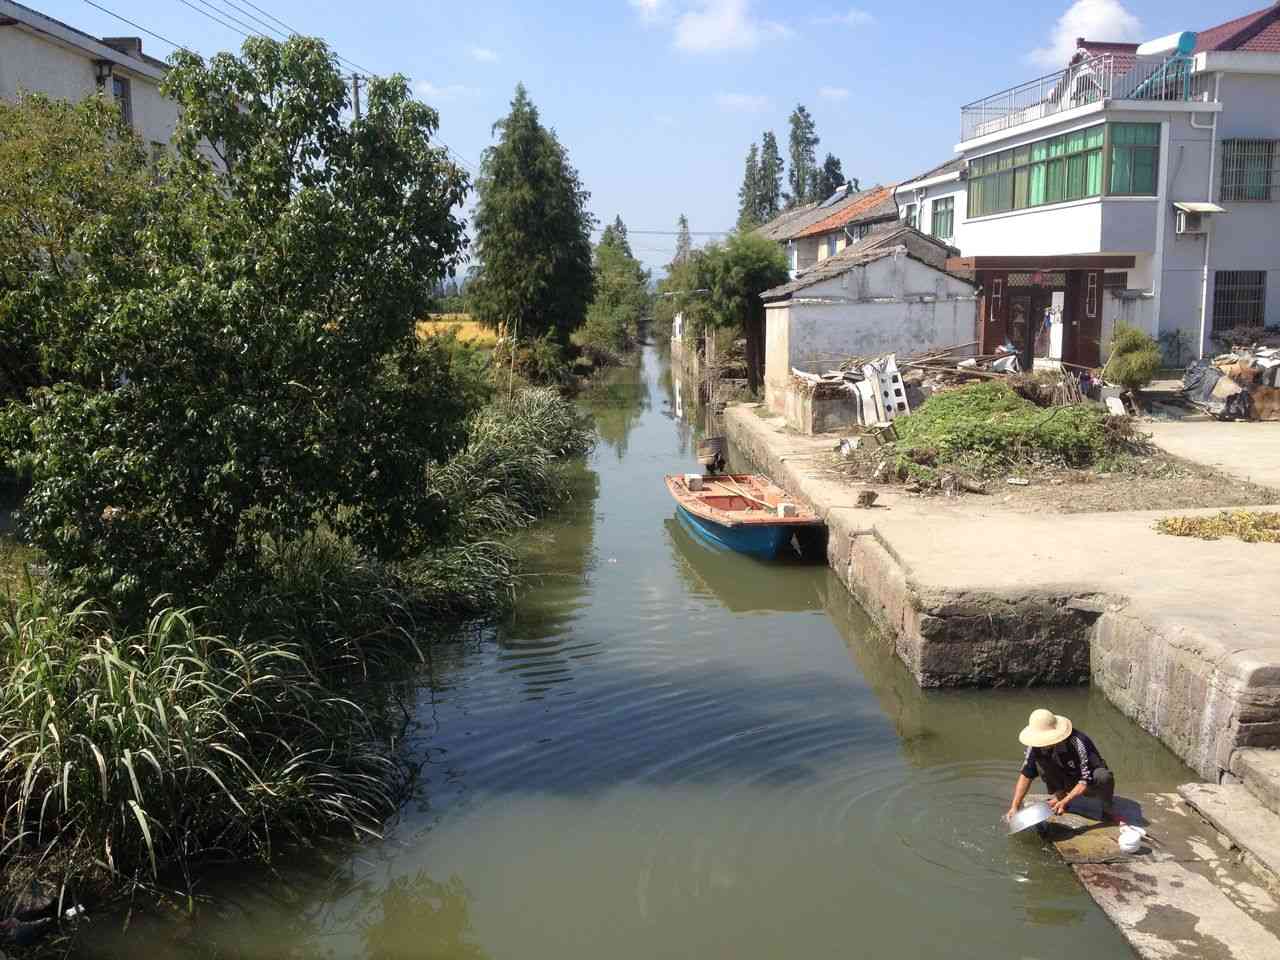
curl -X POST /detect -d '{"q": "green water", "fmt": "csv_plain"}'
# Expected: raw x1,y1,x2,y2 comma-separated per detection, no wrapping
85,347,1191,959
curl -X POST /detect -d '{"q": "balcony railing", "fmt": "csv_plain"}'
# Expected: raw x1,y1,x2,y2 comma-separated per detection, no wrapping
960,54,1205,142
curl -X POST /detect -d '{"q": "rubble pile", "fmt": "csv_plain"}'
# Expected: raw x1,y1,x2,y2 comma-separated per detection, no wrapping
1183,347,1280,421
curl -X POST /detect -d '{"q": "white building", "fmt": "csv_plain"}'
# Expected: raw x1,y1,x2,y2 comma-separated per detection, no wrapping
894,4,1280,367
761,224,977,415
1,0,180,152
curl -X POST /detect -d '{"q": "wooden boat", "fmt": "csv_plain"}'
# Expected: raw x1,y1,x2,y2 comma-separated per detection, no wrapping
664,473,823,560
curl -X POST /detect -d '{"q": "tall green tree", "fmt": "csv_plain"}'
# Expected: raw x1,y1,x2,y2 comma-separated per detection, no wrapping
787,105,819,205
0,38,473,610
736,142,761,230
814,153,846,202
469,84,594,344
600,213,633,258
701,232,789,393
759,131,784,221
673,213,692,265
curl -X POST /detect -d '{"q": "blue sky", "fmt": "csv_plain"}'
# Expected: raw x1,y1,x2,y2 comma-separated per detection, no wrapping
41,0,1258,270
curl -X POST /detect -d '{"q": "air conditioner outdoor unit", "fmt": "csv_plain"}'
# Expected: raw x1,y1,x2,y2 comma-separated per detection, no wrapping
1175,209,1205,235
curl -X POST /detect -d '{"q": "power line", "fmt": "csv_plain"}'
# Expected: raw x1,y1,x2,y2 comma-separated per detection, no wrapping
82,0,189,51
86,0,478,174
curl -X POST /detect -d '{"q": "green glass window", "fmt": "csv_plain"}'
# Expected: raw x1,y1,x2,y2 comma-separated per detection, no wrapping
1108,123,1160,195
931,196,955,239
966,123,1105,218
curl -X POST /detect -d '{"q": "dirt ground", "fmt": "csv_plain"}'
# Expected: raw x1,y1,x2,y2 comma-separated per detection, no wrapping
990,452,1280,514
822,448,1280,515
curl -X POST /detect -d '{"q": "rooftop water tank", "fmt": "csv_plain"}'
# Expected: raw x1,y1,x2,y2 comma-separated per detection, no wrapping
1135,31,1197,58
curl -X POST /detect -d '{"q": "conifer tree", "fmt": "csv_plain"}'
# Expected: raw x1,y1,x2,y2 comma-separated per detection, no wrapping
786,105,819,205
758,132,784,220
470,83,594,344
673,214,692,265
736,142,761,230
814,153,846,202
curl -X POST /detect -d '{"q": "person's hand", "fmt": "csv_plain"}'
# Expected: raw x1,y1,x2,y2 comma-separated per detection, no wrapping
1005,806,1019,823
1051,797,1070,816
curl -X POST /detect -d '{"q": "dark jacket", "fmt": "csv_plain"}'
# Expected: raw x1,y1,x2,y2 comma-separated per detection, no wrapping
1020,729,1107,785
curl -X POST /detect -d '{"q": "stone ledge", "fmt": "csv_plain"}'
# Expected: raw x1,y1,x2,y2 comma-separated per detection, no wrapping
1180,782,1280,895
1233,749,1280,817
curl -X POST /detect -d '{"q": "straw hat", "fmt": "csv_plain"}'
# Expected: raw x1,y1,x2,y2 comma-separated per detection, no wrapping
1019,708,1073,748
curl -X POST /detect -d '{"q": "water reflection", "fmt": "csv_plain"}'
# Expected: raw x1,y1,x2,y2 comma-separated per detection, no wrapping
581,361,649,460
359,871,486,960
664,516,825,613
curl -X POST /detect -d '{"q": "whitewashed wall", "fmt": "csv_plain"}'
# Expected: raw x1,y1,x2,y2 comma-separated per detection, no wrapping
764,251,978,412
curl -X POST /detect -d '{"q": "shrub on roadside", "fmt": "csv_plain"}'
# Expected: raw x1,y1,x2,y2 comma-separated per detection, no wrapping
1104,323,1162,392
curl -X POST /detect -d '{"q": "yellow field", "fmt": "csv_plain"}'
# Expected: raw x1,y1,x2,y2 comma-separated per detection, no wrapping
417,314,498,346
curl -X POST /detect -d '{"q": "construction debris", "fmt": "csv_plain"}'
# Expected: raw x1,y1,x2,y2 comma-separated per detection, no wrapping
1184,347,1280,421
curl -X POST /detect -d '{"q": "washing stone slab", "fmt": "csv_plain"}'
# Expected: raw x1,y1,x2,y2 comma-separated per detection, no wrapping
1180,782,1280,891
1232,749,1280,817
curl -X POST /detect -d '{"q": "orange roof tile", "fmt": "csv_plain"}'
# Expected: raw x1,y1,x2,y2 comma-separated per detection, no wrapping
793,184,899,239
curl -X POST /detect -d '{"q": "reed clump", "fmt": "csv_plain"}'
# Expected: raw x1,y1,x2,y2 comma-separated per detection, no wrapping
0,594,397,900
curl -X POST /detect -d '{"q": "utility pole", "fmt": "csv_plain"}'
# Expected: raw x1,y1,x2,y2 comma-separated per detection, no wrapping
351,73,362,120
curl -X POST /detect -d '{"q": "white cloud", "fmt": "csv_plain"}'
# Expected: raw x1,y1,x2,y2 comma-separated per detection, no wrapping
630,0,666,21
414,80,477,101
819,85,850,101
715,92,770,111
674,1,789,53
812,8,875,26
1028,0,1142,68
467,45,499,63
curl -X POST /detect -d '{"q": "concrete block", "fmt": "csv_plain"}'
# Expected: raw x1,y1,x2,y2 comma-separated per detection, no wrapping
1180,782,1280,894
1233,749,1280,818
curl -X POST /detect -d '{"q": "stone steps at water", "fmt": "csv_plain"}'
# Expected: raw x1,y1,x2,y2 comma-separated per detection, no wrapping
1180,781,1280,895
1232,748,1280,817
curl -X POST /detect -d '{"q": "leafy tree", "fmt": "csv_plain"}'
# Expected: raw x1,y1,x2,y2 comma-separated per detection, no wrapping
0,37,472,612
815,153,846,202
673,214,692,265
0,94,152,404
787,105,819,205
469,84,594,345
737,142,761,230
759,131,784,220
654,249,712,344
700,232,789,392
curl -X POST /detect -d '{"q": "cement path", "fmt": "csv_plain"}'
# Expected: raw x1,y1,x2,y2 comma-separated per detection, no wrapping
1144,420,1280,491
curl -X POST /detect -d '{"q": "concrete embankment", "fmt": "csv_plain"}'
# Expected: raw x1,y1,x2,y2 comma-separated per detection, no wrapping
724,403,1280,782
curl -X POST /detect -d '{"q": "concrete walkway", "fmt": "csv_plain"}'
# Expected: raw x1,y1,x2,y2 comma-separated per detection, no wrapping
724,404,1280,780
1145,420,1280,491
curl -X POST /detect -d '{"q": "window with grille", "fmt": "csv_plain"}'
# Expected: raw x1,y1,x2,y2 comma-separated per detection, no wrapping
112,76,133,129
931,196,954,239
904,203,918,229
1212,271,1267,331
1220,139,1279,202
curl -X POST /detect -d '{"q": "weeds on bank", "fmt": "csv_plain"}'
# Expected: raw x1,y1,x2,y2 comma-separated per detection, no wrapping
854,382,1146,487
1156,510,1280,544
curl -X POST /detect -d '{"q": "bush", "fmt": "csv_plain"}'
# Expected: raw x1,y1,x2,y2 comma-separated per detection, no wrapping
893,382,1112,475
0,594,398,892
1105,323,1162,392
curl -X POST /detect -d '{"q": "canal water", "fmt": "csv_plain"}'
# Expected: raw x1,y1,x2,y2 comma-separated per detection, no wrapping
88,347,1192,959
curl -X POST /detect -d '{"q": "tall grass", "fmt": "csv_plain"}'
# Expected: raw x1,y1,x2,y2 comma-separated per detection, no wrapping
0,591,398,895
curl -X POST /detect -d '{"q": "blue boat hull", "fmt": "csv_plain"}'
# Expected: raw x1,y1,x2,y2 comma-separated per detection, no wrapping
676,505,801,560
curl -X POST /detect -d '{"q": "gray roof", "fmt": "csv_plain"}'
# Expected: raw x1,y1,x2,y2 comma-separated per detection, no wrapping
899,156,965,187
760,223,971,301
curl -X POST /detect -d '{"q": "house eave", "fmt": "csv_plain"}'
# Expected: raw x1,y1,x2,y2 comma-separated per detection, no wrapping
954,99,1222,154
0,0,167,82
